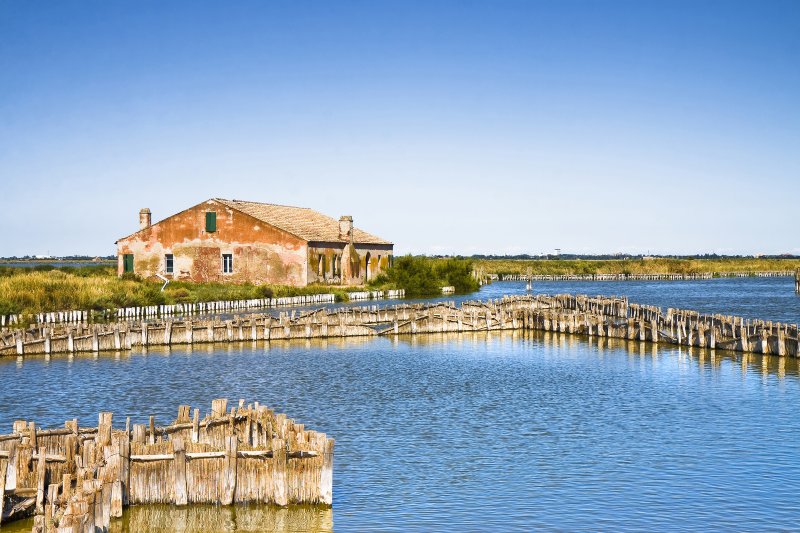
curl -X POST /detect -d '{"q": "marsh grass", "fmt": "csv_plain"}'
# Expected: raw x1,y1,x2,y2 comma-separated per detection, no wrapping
0,266,350,315
474,258,800,277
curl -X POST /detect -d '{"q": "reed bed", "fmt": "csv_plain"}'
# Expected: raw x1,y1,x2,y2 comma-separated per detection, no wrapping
474,257,800,277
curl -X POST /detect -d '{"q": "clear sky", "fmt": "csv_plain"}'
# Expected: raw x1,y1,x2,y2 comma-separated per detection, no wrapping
1,1,798,257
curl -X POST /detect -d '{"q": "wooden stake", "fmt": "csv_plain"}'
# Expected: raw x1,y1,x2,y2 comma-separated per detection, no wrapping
174,437,188,506
221,435,237,505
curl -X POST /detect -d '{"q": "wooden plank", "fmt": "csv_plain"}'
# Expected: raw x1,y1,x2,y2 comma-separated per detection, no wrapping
173,438,187,506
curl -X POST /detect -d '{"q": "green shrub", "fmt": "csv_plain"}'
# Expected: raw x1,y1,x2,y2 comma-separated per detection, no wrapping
369,255,479,297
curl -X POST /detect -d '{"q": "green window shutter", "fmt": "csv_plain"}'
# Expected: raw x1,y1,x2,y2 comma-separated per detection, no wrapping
206,212,217,232
123,254,134,273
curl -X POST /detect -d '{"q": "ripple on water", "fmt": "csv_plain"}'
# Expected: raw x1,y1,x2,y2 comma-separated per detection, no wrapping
1,312,800,530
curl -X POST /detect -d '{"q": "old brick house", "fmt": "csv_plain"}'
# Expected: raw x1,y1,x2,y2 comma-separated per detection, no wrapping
115,198,393,286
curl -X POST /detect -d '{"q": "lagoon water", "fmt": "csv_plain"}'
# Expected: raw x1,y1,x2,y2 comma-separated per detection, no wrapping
2,278,800,531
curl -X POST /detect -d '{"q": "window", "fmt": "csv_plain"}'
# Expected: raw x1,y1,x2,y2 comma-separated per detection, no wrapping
165,254,174,274
123,254,134,273
222,253,233,274
206,211,217,232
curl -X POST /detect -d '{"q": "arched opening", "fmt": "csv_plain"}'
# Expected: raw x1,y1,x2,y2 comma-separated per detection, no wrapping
365,252,371,282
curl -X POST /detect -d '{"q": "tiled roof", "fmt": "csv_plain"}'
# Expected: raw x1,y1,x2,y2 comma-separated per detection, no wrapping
215,198,392,245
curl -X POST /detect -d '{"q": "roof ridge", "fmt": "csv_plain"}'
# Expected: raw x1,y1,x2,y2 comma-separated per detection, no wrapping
217,198,312,210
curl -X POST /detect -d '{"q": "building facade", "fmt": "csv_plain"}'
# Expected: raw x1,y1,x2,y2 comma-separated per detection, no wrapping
115,199,393,286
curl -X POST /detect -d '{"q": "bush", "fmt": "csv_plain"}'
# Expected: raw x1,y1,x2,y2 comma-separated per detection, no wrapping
370,255,479,297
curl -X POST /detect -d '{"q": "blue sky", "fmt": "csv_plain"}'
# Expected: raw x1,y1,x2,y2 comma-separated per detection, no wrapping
1,1,798,256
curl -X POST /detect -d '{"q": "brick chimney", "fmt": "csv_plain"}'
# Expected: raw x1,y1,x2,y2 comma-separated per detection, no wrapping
139,208,151,230
338,215,353,242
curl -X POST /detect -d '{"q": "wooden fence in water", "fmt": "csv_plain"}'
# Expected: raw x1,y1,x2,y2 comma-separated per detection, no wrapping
2,294,799,358
0,399,333,531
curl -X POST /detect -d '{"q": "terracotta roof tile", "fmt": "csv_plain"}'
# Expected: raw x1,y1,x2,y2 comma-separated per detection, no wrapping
216,198,392,245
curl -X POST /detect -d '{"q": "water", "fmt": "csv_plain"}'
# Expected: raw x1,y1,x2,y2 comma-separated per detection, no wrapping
2,278,800,531
411,277,800,324
0,261,114,268
233,276,800,326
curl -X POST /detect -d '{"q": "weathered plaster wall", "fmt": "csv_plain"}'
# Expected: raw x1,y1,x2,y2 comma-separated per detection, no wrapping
117,200,308,286
307,242,393,286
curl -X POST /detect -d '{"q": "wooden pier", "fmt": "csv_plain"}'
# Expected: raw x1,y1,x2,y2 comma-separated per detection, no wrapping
2,294,799,358
0,399,334,531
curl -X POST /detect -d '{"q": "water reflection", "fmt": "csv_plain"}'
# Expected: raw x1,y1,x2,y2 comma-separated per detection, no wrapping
0,505,332,533
2,329,799,382
115,504,332,533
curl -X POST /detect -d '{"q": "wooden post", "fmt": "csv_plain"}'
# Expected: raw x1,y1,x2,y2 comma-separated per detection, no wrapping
272,438,287,506
320,438,334,506
177,405,191,423
222,435,238,505
0,457,6,524
36,446,47,514
83,479,96,532
98,412,112,449
5,441,17,492
62,472,72,501
149,416,156,445
110,479,123,518
132,424,146,444
92,326,99,352
114,324,121,350
192,408,200,443
46,483,58,528
173,437,188,506
30,421,38,451
141,321,148,347
118,434,130,508
212,398,228,418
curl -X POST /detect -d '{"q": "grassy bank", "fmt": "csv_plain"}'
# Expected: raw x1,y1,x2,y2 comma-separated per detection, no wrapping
474,258,800,277
369,256,479,297
0,265,351,316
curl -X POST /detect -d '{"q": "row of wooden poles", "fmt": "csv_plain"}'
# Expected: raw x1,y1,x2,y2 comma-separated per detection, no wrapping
339,289,405,301
1,290,411,329
0,294,334,328
496,271,798,281
0,399,334,531
1,294,799,358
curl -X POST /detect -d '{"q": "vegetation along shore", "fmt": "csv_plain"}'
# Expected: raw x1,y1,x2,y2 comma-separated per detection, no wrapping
473,257,800,277
0,257,479,317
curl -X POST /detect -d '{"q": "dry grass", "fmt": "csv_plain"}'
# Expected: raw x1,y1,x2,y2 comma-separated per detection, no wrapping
0,266,351,315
